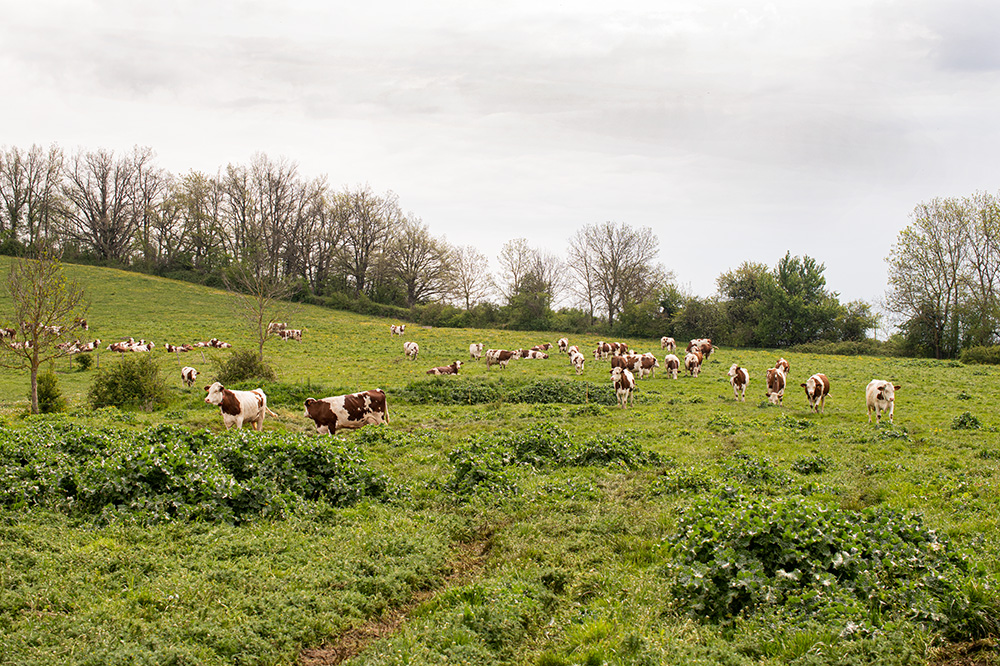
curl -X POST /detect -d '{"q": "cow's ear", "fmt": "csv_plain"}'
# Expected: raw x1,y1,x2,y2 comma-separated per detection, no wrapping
800,383,807,388
203,385,209,391
304,398,314,406
894,385,901,390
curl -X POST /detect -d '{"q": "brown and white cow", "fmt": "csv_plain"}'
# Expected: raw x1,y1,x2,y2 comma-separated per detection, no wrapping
802,373,831,414
304,389,388,435
660,336,676,351
728,364,750,401
267,322,289,334
522,349,549,360
775,357,790,376
638,353,660,379
765,367,786,405
530,343,553,352
684,351,703,377
403,341,419,360
558,338,569,353
611,366,635,408
469,342,483,361
78,339,101,352
204,382,277,431
566,345,580,356
569,350,586,375
664,353,680,379
181,366,199,387
278,328,303,341
485,349,517,369
687,338,713,359
427,360,462,375
866,379,899,424
594,342,611,359
390,324,406,336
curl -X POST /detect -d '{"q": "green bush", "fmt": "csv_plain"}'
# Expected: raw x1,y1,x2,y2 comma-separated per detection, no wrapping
72,353,94,371
35,368,67,414
87,355,168,410
397,377,618,406
959,345,1000,365
786,339,891,357
215,349,277,384
952,411,982,430
790,454,833,475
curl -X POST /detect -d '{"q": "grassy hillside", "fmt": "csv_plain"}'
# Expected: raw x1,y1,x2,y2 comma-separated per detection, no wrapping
1,260,999,666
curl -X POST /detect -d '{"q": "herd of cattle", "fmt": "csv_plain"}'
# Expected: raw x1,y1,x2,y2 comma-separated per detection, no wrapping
192,324,902,435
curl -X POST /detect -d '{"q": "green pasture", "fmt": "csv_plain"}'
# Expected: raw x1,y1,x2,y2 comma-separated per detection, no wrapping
1,259,999,665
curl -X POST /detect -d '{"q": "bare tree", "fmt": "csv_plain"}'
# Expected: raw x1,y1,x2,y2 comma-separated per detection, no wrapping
224,261,297,363
963,191,1000,344
1,250,88,413
0,144,64,249
496,238,537,305
175,170,227,272
566,228,598,321
388,215,452,307
448,245,493,309
531,251,568,308
334,185,400,295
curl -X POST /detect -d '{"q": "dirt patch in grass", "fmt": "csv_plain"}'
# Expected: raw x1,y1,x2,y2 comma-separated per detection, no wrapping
929,639,999,666
298,536,492,665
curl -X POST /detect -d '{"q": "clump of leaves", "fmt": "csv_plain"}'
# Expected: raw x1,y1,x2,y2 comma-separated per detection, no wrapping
72,353,94,371
87,355,168,411
36,368,66,414
215,349,277,384
720,452,791,488
791,454,832,475
952,411,982,430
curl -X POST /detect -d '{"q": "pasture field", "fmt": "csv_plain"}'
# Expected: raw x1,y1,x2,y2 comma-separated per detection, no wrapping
1,260,999,665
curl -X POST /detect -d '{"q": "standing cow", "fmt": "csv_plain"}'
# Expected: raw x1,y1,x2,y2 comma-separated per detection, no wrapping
403,341,419,360
664,353,680,379
204,382,277,431
181,366,199,387
728,364,749,402
611,366,635,408
802,373,831,414
390,324,406,336
304,389,388,435
660,336,676,351
569,350,586,375
469,342,483,361
558,337,569,353
765,367,786,405
684,351,702,377
866,379,900,424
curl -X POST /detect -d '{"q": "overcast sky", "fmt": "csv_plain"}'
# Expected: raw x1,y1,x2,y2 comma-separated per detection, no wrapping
3,0,1000,308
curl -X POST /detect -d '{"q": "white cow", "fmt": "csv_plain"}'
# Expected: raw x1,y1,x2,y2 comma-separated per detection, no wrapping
866,379,900,424
204,382,277,431
403,341,419,360
469,342,483,361
728,363,749,402
610,366,635,408
181,366,199,387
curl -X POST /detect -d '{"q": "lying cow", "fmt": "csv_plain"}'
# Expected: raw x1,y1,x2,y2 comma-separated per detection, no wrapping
802,373,831,414
304,389,388,435
728,363,749,402
531,343,553,352
611,366,635,408
204,381,277,430
469,342,483,361
404,341,419,360
765,367,786,405
664,353,680,379
660,336,676,351
427,360,462,375
181,366,199,387
278,328,303,341
866,379,900,424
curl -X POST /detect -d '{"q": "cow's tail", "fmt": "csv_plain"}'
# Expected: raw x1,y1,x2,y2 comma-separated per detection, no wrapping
378,388,389,424
266,407,280,418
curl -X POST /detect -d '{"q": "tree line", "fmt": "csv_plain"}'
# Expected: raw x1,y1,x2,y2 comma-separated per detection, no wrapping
1,143,875,345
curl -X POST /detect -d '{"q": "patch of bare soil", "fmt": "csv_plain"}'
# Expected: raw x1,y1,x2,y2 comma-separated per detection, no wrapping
298,537,491,666
930,639,999,666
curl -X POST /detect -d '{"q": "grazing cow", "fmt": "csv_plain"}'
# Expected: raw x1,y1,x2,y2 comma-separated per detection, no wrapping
687,338,714,359
765,367,786,405
485,349,517,369
278,328,302,341
522,349,549,360
594,342,611,360
469,342,483,361
610,366,635,408
427,360,462,375
866,379,900,424
304,389,388,435
775,357,790,376
181,366,199,387
610,355,629,370
74,317,89,331
570,350,586,375
558,338,569,353
204,382,277,431
661,336,676,351
566,345,580,356
638,353,660,379
403,341,419,360
664,353,680,379
729,364,750,401
268,322,289,334
390,324,406,336
802,373,831,414
685,351,702,377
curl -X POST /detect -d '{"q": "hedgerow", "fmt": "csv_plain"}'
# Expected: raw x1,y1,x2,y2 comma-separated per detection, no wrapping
397,377,619,406
0,422,402,525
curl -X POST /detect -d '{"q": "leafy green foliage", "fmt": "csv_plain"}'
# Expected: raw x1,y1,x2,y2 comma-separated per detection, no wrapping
791,454,833,475
214,348,277,384
960,345,1000,365
72,353,94,371
35,368,66,414
87,355,168,410
398,377,618,406
663,494,994,638
952,411,982,430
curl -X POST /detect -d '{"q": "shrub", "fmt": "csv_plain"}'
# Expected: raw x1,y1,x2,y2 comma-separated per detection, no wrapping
88,355,168,411
952,411,982,430
960,345,1000,365
397,378,618,406
790,454,832,475
36,368,67,414
72,353,94,371
215,349,277,384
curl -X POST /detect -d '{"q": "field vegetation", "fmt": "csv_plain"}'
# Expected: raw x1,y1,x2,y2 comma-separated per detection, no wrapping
1,260,999,665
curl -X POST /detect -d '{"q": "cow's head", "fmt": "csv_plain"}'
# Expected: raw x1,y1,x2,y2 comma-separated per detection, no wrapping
204,381,226,404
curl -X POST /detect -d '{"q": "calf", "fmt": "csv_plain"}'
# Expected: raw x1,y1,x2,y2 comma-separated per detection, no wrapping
684,351,702,377
866,379,900,424
660,336,676,351
802,373,831,414
181,366,199,387
390,324,406,336
485,349,517,369
427,360,462,375
204,382,277,431
304,389,388,435
610,366,635,408
664,353,680,379
728,363,749,401
775,357,790,376
469,342,483,361
404,341,419,360
569,350,586,375
638,353,659,379
558,337,569,353
765,367,786,405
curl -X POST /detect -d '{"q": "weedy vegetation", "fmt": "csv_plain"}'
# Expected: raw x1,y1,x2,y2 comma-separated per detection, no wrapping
0,259,999,665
